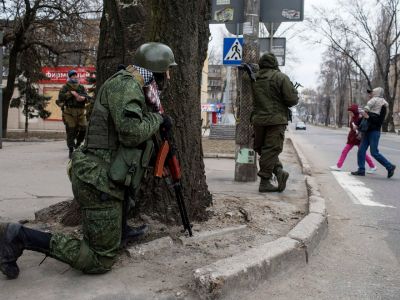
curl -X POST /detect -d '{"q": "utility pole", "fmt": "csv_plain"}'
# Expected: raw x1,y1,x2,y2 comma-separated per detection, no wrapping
269,22,274,52
234,0,260,182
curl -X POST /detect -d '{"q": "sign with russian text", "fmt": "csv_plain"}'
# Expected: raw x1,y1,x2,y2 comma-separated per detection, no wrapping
201,103,225,113
40,66,95,84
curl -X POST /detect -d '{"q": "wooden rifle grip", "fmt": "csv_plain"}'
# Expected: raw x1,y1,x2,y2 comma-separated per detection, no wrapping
154,141,170,178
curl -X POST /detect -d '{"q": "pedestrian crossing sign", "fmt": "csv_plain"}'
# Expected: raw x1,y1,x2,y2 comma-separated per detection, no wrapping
223,37,244,65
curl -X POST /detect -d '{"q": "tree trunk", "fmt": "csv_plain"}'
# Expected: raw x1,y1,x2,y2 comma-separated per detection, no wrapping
325,98,331,126
96,0,147,88
63,0,212,225
383,81,395,132
143,0,213,221
24,104,28,133
2,43,19,138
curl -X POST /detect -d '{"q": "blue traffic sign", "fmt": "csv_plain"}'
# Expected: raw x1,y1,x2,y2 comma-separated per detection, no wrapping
223,37,244,65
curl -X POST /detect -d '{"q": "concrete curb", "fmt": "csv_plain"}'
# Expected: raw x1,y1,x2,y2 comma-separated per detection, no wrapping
289,137,312,176
193,237,305,300
203,152,235,159
192,137,328,299
2,138,63,142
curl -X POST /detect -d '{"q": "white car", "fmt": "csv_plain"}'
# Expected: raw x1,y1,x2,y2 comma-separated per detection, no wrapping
295,121,306,130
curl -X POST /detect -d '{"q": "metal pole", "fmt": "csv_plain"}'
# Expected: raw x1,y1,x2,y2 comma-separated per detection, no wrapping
234,0,260,182
269,22,274,52
0,31,3,149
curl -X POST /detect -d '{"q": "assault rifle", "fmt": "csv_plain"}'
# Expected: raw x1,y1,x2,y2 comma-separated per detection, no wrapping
154,126,193,236
293,82,303,89
77,92,94,102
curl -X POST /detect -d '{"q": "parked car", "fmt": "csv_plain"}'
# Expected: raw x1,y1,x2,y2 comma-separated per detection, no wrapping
295,121,306,130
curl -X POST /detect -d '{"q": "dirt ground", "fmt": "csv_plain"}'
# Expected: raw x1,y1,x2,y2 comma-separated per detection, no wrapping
25,138,307,299
201,138,236,154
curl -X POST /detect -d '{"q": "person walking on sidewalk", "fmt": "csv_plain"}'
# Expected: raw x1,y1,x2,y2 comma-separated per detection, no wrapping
251,53,299,192
351,87,396,178
330,104,376,173
0,42,177,279
56,70,88,158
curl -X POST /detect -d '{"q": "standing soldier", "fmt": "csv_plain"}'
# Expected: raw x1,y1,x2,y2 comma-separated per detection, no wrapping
0,42,176,278
252,53,299,192
56,70,88,158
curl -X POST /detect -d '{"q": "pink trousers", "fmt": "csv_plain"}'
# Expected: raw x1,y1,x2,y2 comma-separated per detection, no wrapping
337,144,375,168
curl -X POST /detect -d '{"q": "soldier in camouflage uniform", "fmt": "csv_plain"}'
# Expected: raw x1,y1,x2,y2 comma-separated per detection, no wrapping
252,53,299,193
56,70,88,158
0,43,177,279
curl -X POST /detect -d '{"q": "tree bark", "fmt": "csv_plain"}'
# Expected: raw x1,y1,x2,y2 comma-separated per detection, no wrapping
145,1,212,221
96,0,147,88
2,43,19,137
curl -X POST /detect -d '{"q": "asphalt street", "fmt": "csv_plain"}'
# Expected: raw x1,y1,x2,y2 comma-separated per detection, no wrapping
243,124,400,299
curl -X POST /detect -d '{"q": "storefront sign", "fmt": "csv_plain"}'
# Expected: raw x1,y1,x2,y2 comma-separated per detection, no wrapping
201,103,225,113
40,66,95,84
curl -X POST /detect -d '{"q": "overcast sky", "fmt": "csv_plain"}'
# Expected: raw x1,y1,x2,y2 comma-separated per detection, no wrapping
209,0,349,90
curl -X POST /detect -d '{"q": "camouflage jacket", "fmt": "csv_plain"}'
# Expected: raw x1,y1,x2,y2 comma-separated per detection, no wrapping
57,82,87,109
72,69,163,200
251,53,298,126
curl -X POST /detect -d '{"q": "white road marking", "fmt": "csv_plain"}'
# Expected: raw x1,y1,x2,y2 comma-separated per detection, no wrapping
331,171,396,208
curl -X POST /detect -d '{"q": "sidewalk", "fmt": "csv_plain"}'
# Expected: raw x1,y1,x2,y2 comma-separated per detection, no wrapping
0,139,321,299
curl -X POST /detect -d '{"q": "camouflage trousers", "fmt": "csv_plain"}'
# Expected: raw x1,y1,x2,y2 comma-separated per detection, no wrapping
254,124,286,179
63,107,87,149
49,174,122,274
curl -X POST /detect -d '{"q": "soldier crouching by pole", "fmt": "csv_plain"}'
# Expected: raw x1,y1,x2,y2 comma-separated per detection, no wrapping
0,43,177,278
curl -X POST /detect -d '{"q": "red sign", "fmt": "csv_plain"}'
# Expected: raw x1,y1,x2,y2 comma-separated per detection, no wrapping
41,66,96,84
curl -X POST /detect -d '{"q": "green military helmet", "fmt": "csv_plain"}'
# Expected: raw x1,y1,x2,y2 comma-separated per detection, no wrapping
133,42,177,73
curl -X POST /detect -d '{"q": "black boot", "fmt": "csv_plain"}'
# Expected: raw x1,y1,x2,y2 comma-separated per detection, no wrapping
259,178,278,192
0,223,24,279
275,168,289,192
69,147,74,159
0,223,51,279
66,126,77,156
75,127,86,149
121,224,149,247
125,224,148,241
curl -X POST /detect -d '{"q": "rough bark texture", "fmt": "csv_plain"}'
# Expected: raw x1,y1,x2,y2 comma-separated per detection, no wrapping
95,0,212,223
96,0,147,88
140,0,212,222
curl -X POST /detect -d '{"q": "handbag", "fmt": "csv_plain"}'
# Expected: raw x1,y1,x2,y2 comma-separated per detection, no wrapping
359,118,369,133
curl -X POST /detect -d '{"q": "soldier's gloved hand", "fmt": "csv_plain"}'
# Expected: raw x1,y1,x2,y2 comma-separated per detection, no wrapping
238,63,257,82
160,114,173,140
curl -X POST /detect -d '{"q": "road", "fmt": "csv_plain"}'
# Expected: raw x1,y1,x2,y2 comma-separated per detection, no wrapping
244,124,400,299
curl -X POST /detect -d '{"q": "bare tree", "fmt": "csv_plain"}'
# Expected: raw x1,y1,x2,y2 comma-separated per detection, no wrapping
308,0,400,131
1,0,102,137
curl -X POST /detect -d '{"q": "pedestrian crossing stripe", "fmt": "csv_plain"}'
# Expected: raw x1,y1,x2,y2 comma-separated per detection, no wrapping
223,37,244,65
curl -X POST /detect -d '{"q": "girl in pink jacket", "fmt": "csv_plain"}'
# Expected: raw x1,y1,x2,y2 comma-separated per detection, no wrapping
330,104,376,172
